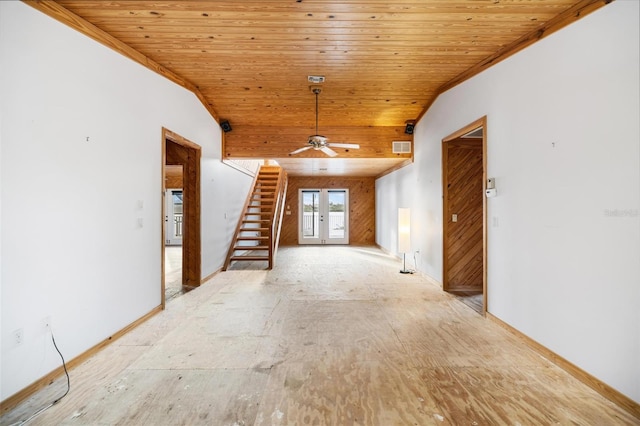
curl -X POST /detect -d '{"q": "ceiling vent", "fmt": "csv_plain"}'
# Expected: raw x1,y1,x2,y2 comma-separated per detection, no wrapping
392,141,412,154
307,75,325,83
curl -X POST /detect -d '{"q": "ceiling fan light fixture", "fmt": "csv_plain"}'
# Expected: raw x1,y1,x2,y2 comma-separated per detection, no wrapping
289,87,360,157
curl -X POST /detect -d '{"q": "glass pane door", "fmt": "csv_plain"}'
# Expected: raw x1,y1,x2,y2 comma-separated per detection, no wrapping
299,189,349,245
300,189,321,244
165,189,183,246
327,190,347,243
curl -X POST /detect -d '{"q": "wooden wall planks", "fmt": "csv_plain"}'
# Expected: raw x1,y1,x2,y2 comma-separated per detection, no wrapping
279,176,375,246
223,125,410,160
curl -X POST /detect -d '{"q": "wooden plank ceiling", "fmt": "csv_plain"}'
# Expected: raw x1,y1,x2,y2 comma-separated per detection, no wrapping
34,0,606,176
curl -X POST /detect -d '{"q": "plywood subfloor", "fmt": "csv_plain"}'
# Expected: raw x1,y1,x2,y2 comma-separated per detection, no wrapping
449,290,483,314
2,246,637,425
165,245,195,303
164,245,183,302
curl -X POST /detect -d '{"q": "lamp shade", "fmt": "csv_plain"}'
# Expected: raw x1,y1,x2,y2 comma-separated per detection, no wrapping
398,208,411,253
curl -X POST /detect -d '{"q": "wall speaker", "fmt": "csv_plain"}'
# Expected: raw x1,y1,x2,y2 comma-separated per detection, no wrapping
220,120,232,133
404,123,415,135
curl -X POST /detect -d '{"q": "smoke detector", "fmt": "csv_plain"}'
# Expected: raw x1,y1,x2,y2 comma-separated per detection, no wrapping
307,75,325,83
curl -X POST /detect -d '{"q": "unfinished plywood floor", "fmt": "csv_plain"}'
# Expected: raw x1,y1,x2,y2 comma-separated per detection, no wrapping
164,245,183,302
165,245,196,303
3,246,637,425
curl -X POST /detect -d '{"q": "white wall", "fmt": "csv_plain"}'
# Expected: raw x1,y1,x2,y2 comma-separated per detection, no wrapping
0,2,252,400
376,1,640,403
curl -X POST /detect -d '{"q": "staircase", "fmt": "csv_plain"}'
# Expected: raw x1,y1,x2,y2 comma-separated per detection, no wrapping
223,165,287,270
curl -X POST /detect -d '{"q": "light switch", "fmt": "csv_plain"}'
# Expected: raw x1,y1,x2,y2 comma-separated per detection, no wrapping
452,214,458,222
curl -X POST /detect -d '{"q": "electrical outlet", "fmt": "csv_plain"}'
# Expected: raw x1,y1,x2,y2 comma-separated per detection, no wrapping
14,329,24,346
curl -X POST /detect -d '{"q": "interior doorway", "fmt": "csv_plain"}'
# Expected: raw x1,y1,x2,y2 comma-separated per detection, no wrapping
298,188,349,245
442,117,487,314
164,186,183,302
162,128,201,308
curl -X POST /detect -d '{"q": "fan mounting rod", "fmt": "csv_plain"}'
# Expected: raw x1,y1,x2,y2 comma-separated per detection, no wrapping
312,87,322,136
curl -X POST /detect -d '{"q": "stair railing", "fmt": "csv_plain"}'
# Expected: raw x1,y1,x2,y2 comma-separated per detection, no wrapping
271,170,288,265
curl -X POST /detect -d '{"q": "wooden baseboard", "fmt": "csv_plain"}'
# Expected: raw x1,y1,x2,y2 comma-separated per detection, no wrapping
201,268,222,284
0,305,163,414
487,313,640,419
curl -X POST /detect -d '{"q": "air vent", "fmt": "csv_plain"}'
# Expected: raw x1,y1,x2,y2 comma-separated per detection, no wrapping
392,141,411,154
307,75,325,83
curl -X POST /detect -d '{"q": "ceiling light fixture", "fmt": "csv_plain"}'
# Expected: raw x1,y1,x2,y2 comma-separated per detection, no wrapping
307,75,325,83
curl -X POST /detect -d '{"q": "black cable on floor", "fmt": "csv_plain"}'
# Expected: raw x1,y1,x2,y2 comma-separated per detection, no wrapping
10,330,70,425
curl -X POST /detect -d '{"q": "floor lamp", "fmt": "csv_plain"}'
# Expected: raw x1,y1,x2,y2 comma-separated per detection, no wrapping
398,208,411,274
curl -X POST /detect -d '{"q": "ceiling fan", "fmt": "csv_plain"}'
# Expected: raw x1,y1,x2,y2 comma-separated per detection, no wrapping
289,87,360,157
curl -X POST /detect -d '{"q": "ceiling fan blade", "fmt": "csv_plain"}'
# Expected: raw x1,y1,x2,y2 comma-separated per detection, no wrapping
320,147,338,157
290,146,313,155
327,143,360,149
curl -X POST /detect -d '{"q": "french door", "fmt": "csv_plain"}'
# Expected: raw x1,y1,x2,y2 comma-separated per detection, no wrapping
165,189,183,246
299,189,349,245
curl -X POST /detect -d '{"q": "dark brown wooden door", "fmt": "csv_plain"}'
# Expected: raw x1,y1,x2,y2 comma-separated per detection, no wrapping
443,138,483,291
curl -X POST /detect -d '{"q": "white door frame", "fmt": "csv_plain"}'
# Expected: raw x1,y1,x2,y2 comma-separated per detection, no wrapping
298,188,349,245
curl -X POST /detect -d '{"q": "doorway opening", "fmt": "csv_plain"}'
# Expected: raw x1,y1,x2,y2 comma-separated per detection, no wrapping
298,188,349,245
164,185,183,302
162,128,201,308
442,117,487,314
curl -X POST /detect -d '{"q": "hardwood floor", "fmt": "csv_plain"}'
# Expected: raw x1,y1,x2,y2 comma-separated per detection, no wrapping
2,246,637,425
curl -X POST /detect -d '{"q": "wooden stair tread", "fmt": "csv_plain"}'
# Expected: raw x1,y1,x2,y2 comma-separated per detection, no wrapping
230,256,269,261
237,236,269,240
233,245,270,250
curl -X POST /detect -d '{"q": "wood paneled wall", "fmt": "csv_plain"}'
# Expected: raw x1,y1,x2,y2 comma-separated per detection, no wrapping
224,125,410,159
164,165,183,189
280,176,376,246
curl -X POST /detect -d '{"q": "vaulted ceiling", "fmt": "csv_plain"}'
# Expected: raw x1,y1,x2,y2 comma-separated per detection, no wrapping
27,0,607,176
